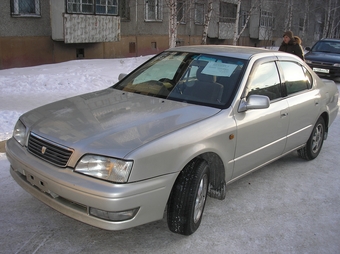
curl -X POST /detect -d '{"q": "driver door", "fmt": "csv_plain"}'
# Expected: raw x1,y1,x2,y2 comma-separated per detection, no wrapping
232,59,290,179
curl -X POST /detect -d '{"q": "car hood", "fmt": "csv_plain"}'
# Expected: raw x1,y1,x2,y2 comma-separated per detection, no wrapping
305,51,340,63
21,88,220,158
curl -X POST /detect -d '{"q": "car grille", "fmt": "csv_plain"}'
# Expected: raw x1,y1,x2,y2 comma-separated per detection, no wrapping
310,61,333,66
27,133,73,167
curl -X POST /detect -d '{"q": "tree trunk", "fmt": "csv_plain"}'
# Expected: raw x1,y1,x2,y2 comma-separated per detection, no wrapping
301,0,309,40
284,0,293,31
322,0,331,38
232,0,241,45
168,0,177,48
201,1,213,45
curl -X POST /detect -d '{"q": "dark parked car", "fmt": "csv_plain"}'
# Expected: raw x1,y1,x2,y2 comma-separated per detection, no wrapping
305,38,340,79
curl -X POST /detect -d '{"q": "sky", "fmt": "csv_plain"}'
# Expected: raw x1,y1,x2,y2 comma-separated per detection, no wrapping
0,55,154,143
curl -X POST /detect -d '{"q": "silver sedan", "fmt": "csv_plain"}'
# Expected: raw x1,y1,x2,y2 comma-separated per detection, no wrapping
6,45,339,235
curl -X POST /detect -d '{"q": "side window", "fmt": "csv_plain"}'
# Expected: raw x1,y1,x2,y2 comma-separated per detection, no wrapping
302,66,313,89
11,0,41,17
279,61,312,95
247,61,282,101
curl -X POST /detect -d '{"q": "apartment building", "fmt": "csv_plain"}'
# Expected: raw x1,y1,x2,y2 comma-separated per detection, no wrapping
0,0,320,69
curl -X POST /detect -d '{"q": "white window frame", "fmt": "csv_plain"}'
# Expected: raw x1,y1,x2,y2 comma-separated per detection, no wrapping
96,0,118,15
260,10,273,28
145,0,163,21
66,0,118,15
67,0,94,14
11,0,41,17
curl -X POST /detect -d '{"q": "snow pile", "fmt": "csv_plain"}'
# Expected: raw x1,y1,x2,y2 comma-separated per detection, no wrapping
0,55,153,141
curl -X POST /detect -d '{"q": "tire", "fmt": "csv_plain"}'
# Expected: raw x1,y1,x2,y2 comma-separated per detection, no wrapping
298,117,325,160
167,159,209,235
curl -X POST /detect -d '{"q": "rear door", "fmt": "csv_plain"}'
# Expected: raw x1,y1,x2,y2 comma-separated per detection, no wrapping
277,61,320,152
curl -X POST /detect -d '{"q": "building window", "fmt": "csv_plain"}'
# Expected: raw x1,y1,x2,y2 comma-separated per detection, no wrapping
151,42,157,49
66,0,118,15
260,10,273,28
241,10,249,27
11,0,41,17
120,0,130,20
96,0,118,15
76,48,85,59
67,0,94,14
299,18,304,31
145,0,163,21
194,3,204,25
177,0,186,24
129,42,136,53
219,2,237,23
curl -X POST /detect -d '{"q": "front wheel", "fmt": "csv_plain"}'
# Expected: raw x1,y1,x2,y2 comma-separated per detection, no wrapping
167,159,209,235
298,117,325,160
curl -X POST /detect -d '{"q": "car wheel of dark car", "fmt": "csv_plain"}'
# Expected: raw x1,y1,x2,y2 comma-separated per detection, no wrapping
167,158,209,235
298,117,325,160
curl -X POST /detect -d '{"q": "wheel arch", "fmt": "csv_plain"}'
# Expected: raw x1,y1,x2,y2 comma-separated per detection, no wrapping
320,111,329,136
171,152,227,201
199,152,227,200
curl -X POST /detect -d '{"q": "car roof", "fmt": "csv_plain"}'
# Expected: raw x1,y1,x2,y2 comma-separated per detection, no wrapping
166,45,277,60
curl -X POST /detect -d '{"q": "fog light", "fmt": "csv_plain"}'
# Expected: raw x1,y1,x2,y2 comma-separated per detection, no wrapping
89,207,139,221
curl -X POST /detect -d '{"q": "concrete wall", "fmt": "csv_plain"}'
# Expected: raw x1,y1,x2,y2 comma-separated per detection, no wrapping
0,0,52,68
0,36,54,68
0,1,51,37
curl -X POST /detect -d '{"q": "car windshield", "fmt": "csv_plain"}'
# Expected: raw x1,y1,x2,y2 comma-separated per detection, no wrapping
113,51,246,108
312,41,340,54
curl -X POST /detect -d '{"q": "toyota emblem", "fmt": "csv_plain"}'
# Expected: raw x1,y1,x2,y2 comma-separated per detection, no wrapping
41,146,47,154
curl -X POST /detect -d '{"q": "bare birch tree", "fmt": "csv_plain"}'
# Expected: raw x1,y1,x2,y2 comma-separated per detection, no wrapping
301,0,309,39
201,1,213,45
167,0,178,48
232,0,241,45
322,0,332,38
232,0,260,45
284,0,294,31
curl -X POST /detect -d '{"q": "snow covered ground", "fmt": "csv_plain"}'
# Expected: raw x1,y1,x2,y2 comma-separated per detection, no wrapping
0,55,153,142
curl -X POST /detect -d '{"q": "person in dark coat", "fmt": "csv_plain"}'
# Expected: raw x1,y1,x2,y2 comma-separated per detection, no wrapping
279,31,305,61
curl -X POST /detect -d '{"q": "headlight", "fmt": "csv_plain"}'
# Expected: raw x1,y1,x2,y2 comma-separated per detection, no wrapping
305,60,312,64
334,63,340,67
13,120,27,146
75,155,133,183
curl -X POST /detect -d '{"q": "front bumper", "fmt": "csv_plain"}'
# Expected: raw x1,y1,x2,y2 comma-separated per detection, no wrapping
6,138,177,230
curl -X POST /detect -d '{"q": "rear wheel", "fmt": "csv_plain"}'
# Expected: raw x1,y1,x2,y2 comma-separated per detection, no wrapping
167,159,209,235
298,117,325,160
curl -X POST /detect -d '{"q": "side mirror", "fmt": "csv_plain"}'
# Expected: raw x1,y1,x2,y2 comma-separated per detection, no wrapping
305,47,311,51
238,94,270,112
118,73,127,81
